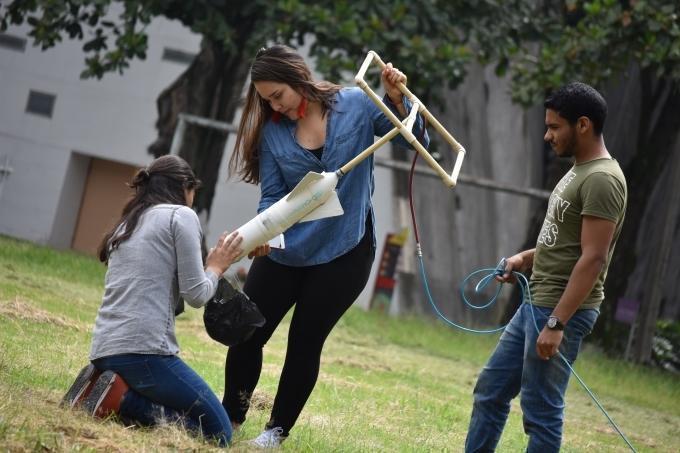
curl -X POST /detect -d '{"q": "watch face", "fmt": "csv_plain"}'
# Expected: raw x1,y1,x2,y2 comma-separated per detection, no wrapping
547,317,557,328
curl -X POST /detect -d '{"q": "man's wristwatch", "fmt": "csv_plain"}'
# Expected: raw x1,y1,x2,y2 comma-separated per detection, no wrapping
546,316,565,331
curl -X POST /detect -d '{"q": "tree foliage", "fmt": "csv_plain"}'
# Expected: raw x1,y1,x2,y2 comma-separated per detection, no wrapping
505,0,680,105
5,1,677,102
1,0,476,102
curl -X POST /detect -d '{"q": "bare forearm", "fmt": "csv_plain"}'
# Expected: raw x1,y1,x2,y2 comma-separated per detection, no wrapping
519,248,535,272
552,254,605,323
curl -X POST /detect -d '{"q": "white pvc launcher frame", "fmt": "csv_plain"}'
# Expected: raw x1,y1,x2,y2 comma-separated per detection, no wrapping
346,50,466,188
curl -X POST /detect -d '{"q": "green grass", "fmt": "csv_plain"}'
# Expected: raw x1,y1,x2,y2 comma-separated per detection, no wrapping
0,234,678,452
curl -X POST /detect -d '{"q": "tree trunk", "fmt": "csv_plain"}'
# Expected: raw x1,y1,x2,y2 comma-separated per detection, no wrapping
630,133,680,363
148,22,257,221
595,72,680,351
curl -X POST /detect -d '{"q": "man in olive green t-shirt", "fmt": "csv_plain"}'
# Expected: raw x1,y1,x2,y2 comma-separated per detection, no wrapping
466,82,627,453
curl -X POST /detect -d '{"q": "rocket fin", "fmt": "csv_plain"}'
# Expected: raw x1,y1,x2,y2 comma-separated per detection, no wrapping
286,171,324,200
299,191,344,222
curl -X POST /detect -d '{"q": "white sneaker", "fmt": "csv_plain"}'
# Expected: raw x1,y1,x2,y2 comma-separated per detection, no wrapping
249,427,286,448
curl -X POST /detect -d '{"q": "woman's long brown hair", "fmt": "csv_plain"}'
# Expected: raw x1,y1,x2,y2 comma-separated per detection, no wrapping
229,45,342,184
97,155,200,264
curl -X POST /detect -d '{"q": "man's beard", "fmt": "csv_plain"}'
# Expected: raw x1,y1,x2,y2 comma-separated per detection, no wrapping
553,129,577,158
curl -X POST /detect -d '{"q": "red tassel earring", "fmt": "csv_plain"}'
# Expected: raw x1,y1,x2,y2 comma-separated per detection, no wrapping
297,97,308,119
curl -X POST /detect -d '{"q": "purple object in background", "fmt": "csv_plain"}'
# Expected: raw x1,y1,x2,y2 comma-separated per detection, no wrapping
614,298,640,325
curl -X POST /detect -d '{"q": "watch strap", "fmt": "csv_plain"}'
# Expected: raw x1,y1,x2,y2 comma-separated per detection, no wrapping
547,316,565,331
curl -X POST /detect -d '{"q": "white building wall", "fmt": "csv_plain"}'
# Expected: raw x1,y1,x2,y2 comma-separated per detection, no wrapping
0,133,69,242
0,18,201,244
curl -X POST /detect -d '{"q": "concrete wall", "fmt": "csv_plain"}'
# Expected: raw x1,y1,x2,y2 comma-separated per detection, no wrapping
48,152,90,249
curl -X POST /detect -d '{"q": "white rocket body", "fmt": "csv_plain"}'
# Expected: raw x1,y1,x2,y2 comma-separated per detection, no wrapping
234,171,343,260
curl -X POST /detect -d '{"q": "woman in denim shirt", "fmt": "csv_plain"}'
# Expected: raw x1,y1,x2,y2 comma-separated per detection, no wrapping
226,44,429,447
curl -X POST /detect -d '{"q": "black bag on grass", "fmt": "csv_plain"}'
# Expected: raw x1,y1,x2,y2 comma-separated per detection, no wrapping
203,277,266,347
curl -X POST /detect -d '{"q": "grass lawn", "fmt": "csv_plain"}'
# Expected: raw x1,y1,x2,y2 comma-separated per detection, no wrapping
0,234,678,451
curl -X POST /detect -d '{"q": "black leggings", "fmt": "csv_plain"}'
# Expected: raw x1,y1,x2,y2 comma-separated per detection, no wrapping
222,226,374,435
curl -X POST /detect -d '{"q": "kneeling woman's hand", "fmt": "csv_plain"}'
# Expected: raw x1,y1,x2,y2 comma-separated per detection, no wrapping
206,231,244,276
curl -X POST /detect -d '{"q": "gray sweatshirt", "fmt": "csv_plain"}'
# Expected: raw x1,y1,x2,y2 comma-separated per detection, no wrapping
89,204,218,360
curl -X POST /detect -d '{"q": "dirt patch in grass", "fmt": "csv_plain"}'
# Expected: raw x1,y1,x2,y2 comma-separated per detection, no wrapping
0,298,83,331
250,390,274,411
329,357,394,372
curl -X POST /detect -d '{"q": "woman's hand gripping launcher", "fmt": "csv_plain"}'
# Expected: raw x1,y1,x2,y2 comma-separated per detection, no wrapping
343,50,466,186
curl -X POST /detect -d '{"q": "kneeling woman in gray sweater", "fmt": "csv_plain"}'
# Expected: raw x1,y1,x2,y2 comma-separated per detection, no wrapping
63,155,256,447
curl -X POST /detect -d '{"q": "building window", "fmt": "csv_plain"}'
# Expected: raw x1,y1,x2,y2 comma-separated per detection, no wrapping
26,90,56,118
0,33,27,52
162,47,196,65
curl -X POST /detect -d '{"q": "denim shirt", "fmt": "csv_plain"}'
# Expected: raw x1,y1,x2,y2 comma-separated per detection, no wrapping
258,86,429,266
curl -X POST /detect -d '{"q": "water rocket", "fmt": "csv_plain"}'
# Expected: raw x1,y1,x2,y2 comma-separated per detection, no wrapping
233,51,467,260
234,170,342,259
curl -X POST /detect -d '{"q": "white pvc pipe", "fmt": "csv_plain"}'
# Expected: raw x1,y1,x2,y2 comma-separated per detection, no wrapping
353,50,467,187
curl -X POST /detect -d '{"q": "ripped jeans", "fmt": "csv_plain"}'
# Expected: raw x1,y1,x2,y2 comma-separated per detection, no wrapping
93,353,232,446
465,304,599,453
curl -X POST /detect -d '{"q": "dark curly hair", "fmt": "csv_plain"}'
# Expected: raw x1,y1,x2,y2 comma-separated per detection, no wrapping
544,82,608,136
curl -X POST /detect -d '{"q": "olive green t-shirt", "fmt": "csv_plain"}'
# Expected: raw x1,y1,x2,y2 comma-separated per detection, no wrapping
530,158,627,310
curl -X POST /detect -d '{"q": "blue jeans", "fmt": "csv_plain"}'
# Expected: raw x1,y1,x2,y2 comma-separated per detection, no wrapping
465,304,599,453
93,354,232,447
